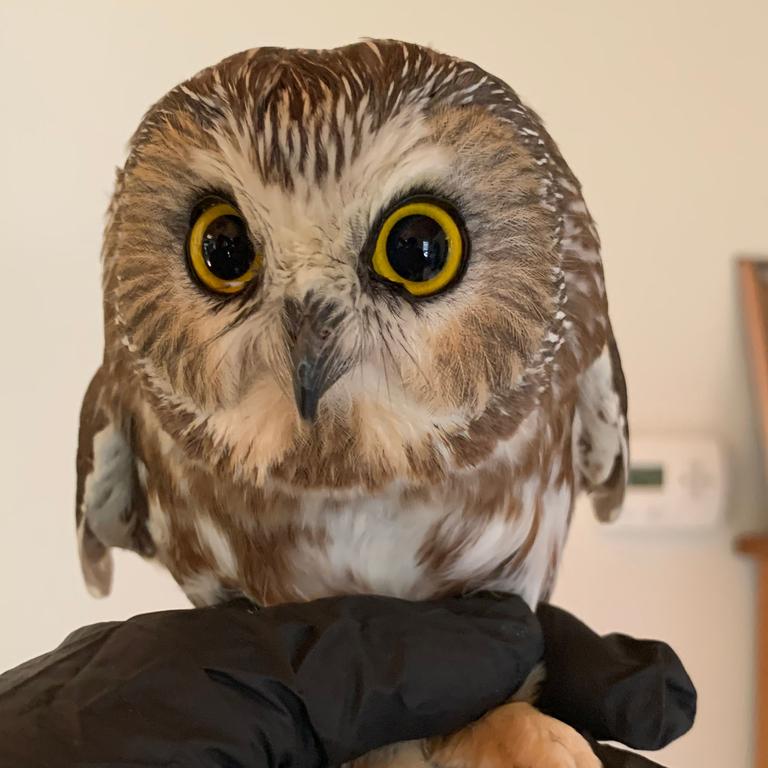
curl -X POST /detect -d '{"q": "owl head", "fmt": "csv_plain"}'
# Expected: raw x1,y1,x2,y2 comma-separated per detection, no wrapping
100,40,606,489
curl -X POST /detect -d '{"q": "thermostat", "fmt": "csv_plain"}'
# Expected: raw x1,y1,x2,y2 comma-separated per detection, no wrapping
608,436,726,530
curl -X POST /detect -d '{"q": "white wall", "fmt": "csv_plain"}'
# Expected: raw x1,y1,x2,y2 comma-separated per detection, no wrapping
1,2,765,766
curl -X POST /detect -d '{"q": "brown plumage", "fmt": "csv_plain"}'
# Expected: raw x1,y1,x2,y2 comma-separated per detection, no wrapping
75,40,628,767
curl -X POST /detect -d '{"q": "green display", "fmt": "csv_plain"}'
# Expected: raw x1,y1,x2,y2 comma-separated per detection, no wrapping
628,465,664,487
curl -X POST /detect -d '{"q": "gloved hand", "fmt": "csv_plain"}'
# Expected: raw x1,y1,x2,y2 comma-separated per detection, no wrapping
0,594,695,767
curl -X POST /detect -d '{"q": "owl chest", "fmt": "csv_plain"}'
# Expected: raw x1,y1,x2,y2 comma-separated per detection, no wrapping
289,475,574,607
152,455,575,609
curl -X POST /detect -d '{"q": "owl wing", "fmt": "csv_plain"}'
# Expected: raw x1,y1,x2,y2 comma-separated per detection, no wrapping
574,326,629,521
75,368,154,596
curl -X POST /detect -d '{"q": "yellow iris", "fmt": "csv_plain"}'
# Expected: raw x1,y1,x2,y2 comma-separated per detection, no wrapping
371,200,464,297
187,202,261,294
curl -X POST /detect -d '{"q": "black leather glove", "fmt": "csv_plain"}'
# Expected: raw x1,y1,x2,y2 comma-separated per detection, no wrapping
0,594,695,767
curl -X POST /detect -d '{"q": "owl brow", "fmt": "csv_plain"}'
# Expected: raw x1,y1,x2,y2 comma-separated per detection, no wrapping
187,188,240,222
371,184,450,226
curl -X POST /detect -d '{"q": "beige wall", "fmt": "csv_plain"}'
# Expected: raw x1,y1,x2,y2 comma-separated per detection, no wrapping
1,2,765,765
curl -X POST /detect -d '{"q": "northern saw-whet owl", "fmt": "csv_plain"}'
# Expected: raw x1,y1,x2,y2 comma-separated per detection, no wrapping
76,39,628,768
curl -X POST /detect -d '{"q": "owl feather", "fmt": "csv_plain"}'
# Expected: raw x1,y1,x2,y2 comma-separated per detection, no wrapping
75,39,627,767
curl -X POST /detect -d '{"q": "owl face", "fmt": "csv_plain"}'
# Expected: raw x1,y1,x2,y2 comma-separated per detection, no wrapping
107,42,563,483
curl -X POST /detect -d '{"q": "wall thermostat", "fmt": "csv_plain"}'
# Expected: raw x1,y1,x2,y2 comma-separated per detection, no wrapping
607,436,726,530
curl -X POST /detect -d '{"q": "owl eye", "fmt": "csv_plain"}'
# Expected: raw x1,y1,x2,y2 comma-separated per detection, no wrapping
187,201,261,294
371,199,466,297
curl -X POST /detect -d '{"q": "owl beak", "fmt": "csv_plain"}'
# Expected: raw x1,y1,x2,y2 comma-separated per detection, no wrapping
288,298,347,423
292,350,327,423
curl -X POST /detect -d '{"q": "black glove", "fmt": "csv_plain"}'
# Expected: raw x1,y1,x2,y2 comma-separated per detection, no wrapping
0,594,695,767
0,594,541,767
537,604,696,751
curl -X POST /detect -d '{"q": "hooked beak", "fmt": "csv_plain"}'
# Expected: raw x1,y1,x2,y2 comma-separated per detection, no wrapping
288,297,348,423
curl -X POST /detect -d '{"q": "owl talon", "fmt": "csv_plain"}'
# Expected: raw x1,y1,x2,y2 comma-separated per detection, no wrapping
424,702,601,768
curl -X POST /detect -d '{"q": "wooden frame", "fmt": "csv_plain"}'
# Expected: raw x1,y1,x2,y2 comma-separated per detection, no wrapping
739,258,768,469
737,258,768,768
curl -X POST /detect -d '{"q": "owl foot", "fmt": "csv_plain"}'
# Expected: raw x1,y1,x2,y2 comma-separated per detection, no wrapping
424,702,601,768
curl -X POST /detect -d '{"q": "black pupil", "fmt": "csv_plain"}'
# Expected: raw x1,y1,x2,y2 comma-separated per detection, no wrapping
202,215,254,281
386,215,448,282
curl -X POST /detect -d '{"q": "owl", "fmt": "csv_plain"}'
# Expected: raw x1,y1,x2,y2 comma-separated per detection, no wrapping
75,40,628,767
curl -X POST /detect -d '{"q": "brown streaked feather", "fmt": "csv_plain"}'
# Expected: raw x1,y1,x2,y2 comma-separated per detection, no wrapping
590,326,629,521
75,367,112,595
575,324,629,522
75,368,155,596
